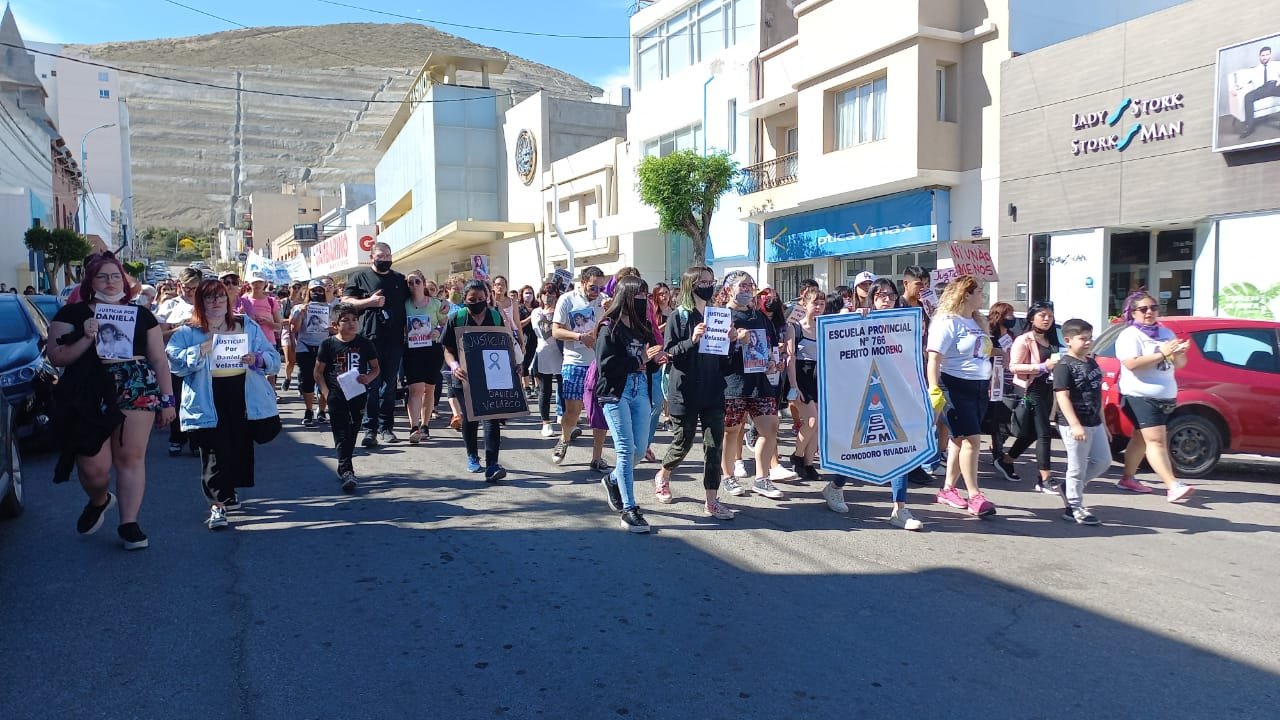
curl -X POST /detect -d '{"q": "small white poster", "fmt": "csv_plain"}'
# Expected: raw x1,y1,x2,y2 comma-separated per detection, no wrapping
407,315,433,348
303,303,330,335
742,328,770,374
786,304,806,325
918,286,939,317
483,349,514,390
212,333,249,371
698,306,732,355
337,368,366,400
95,304,138,360
989,355,1004,401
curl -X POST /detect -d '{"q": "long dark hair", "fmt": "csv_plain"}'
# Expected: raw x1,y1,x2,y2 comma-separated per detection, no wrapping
599,275,653,345
191,279,237,333
869,278,903,309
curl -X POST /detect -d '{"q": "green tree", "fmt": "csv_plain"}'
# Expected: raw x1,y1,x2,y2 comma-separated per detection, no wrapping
636,150,739,267
24,226,93,289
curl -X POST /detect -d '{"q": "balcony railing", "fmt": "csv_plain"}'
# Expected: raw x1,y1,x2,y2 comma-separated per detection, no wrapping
738,153,798,194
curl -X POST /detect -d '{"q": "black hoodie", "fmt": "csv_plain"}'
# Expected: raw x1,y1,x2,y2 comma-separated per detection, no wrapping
663,306,729,416
594,317,658,403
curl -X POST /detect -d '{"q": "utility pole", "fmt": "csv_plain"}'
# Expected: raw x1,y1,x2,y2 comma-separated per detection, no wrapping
80,122,117,237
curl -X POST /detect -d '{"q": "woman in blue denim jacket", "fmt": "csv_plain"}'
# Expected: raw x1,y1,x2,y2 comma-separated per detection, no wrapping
167,279,281,530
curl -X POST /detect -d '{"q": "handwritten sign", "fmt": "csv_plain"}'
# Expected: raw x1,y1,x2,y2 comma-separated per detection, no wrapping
212,333,249,372
950,242,999,282
698,306,732,355
458,327,528,420
930,267,958,291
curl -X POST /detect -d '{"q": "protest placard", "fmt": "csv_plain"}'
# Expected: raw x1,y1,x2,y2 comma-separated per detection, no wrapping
950,242,999,282
94,304,138,360
406,315,433,348
742,328,770,374
698,306,732,355
458,327,528,420
212,333,249,372
815,308,937,484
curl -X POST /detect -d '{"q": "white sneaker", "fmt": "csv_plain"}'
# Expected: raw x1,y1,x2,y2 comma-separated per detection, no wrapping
540,424,555,438
821,481,848,513
768,465,798,482
733,460,750,479
751,477,785,500
889,507,923,531
206,505,228,530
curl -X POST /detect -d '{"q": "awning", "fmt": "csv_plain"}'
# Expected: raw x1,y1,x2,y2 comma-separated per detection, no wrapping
392,220,540,271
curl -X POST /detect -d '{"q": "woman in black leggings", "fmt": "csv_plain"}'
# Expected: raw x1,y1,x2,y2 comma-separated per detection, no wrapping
1006,300,1060,494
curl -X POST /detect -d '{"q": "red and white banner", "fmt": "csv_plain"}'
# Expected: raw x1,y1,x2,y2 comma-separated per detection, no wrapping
949,242,999,282
310,224,374,277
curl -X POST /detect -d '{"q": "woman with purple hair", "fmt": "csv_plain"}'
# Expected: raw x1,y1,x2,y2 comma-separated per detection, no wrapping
1113,289,1195,502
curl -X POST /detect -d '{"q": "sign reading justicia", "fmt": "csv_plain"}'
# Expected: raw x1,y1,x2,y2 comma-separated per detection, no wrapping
1071,93,1187,155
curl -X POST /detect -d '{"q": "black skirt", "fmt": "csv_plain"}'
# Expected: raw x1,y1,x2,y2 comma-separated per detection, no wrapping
190,374,255,490
403,344,445,386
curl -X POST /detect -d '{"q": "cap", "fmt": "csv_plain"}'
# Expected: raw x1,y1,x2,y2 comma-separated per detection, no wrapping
308,279,325,289
219,270,238,280
247,273,269,285
853,271,878,285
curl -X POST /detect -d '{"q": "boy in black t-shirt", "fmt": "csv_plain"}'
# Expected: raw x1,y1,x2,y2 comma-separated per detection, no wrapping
1053,318,1109,525
314,304,380,493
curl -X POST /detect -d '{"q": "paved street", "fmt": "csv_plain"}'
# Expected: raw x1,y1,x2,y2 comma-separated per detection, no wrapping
2,394,1278,720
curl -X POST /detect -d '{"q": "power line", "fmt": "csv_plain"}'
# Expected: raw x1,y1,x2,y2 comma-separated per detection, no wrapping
315,0,756,40
1,42,525,104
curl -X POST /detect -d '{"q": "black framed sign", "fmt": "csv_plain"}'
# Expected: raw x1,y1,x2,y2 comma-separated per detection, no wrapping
458,327,529,420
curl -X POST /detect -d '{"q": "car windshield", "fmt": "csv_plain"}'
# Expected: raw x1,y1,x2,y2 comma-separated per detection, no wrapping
0,300,34,343
1091,322,1128,359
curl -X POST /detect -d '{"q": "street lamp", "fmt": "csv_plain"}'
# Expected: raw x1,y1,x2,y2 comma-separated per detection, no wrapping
80,122,116,237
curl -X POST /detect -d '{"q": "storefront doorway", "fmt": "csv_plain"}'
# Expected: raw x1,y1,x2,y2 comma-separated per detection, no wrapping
1107,229,1195,318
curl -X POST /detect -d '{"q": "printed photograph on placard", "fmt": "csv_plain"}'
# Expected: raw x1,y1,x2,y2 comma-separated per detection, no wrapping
742,328,770,373
567,307,597,338
304,303,330,334
1214,31,1280,152
406,315,433,348
94,304,138,360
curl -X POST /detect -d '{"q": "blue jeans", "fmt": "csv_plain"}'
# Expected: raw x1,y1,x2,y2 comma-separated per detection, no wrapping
832,475,908,503
601,373,653,510
646,365,669,447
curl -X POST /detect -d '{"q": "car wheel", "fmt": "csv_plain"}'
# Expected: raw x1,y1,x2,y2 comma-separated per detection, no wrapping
1167,414,1222,479
0,435,23,519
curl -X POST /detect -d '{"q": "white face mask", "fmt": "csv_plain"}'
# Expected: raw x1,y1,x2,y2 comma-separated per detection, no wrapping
97,291,126,303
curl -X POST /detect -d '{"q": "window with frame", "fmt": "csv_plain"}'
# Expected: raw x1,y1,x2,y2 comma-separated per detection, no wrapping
634,0,752,89
98,71,110,82
832,77,887,150
99,89,110,99
1194,329,1280,373
936,64,957,122
643,123,703,158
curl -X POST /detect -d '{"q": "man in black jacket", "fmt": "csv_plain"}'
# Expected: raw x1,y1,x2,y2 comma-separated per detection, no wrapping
342,242,409,447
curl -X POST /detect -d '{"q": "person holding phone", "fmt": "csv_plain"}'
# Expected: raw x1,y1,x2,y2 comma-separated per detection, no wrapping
1113,290,1195,501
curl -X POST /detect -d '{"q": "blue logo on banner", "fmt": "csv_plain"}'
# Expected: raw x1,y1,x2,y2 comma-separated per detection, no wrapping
853,362,906,447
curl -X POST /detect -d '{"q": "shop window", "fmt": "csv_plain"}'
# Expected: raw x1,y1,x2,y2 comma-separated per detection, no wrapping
1156,229,1195,262
773,265,815,303
1029,234,1051,305
1108,231,1150,319
1194,329,1279,373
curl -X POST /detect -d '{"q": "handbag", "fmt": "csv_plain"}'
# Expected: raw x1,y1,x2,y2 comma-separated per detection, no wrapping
248,415,282,444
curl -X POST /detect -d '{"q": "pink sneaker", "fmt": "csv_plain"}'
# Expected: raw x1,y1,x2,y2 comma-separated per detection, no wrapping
654,475,673,504
967,492,997,517
1116,476,1153,494
936,487,967,509
1166,482,1195,503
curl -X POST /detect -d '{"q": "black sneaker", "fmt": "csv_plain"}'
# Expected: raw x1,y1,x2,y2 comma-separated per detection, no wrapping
601,474,622,512
906,466,934,487
362,430,378,448
1062,506,1100,525
340,471,358,494
619,507,650,534
282,378,292,392
551,440,568,465
743,424,758,448
485,464,507,483
76,492,116,535
588,458,612,473
316,410,328,424
994,456,1021,482
303,409,316,428
569,427,583,441
223,494,241,512
117,522,149,550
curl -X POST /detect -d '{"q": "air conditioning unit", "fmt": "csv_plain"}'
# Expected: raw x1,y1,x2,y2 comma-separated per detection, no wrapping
450,260,472,274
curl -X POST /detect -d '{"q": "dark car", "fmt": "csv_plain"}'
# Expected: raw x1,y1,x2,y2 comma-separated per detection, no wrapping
1093,316,1280,477
26,293,63,325
0,394,23,518
0,294,59,444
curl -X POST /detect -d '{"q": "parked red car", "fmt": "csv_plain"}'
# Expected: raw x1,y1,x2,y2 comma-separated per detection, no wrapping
1092,316,1280,477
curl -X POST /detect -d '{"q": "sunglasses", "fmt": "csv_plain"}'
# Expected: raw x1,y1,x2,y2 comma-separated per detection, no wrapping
222,278,239,285
1132,304,1159,314
408,279,423,285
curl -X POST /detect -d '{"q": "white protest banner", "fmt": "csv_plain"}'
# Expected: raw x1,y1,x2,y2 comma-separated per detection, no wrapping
698,306,732,355
950,242,999,282
212,333,249,372
285,254,311,282
94,304,138,360
816,308,938,484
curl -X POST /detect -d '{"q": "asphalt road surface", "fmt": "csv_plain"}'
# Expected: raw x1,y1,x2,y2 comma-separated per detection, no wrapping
2,395,1277,719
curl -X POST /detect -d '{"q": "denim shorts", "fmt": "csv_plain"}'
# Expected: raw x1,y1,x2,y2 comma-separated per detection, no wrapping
1121,394,1176,429
940,373,989,438
561,363,589,401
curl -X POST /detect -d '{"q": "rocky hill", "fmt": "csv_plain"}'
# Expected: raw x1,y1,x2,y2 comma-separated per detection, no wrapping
72,23,602,231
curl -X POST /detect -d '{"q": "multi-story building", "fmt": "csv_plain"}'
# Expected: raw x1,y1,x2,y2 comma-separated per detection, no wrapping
247,184,337,260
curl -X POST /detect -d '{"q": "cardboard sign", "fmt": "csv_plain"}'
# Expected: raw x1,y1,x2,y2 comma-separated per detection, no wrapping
815,308,938,484
458,327,528,420
950,243,999,282
212,333,249,372
989,355,1005,401
698,306,732,355
94,304,138,360
930,267,958,292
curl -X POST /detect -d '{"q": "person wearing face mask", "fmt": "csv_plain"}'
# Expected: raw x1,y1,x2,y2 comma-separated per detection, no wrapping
343,242,409,447
985,302,1021,482
442,280,509,482
551,266,609,469
1007,300,1062,495
292,279,336,428
517,284,539,395
156,267,203,456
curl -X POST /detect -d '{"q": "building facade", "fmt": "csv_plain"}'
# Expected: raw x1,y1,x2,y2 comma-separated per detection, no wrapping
999,0,1280,327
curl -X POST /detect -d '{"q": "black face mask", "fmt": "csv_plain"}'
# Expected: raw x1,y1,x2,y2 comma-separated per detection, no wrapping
1003,318,1017,330
693,286,715,301
309,291,325,302
634,298,648,317
373,260,392,273
466,300,488,315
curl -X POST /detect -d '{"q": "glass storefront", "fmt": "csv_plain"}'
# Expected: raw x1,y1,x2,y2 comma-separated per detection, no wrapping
1107,229,1194,318
841,246,937,286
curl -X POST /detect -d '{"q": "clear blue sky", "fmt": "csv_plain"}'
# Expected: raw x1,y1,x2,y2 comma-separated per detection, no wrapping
8,0,634,89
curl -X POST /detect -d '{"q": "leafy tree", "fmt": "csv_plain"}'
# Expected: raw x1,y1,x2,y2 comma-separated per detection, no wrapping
124,260,147,280
24,226,93,289
636,150,739,267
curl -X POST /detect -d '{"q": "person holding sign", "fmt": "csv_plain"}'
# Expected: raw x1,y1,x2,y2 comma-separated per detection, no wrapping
167,280,281,530
594,276,665,533
314,304,381,494
719,271,794,501
290,280,334,427
47,252,176,550
157,268,203,457
927,276,997,518
402,270,448,444
785,285,826,485
655,266,734,519
551,267,608,468
442,281,509,482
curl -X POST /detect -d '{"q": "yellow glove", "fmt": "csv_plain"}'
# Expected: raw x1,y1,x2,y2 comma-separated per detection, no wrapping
928,385,947,415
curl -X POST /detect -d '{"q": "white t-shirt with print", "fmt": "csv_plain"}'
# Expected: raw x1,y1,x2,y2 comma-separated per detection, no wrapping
553,290,602,367
927,314,992,381
155,296,193,325
1115,324,1178,399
